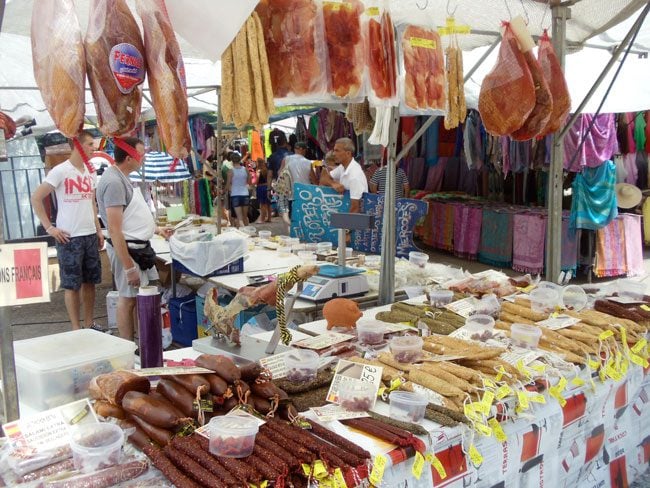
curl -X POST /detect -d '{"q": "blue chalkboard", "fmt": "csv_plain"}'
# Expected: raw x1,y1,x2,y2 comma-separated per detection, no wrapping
290,183,350,243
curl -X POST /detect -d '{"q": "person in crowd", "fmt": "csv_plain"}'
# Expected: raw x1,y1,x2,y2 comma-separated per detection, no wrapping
96,137,173,341
369,160,411,199
312,150,338,184
255,157,272,223
280,141,312,217
226,151,252,227
323,137,368,213
31,130,104,331
267,131,292,183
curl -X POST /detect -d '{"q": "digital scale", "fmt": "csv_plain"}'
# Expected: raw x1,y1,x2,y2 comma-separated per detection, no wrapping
299,212,374,303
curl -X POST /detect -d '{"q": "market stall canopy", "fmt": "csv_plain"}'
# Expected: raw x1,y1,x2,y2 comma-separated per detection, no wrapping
129,151,192,183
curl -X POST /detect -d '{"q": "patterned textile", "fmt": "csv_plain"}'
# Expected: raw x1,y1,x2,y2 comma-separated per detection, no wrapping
570,160,618,231
453,204,483,260
622,213,644,277
564,113,619,172
431,201,455,251
643,197,650,244
512,212,547,274
424,158,447,192
594,218,627,278
561,215,579,274
478,208,514,268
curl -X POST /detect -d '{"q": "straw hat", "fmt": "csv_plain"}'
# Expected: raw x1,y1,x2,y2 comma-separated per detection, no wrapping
615,183,642,209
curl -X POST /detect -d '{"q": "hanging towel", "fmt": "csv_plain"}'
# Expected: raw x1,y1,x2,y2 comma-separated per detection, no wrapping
478,208,514,268
453,204,483,260
622,213,644,277
512,212,547,274
561,214,579,275
570,160,618,231
424,158,448,192
594,218,627,278
564,113,619,172
431,201,455,251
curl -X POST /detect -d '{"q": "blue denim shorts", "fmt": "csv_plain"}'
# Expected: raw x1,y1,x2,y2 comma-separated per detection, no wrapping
56,234,102,290
230,195,250,208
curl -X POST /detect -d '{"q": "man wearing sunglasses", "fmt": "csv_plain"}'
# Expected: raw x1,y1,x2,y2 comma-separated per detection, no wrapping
96,137,172,341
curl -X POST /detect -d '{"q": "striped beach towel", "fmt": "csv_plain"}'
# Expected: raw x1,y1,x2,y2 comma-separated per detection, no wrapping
453,204,483,260
594,218,627,278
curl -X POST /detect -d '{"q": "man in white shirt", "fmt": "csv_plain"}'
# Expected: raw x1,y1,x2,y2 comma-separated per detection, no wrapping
31,130,104,331
327,137,368,213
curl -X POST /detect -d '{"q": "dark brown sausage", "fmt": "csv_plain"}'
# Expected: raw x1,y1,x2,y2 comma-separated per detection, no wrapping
157,378,197,418
129,414,173,447
93,400,127,420
205,374,229,396
122,391,186,429
239,362,263,382
250,381,281,399
118,419,155,450
169,374,211,394
163,445,224,488
234,380,250,403
195,354,241,383
222,396,238,412
250,395,272,415
142,446,200,488
44,459,150,488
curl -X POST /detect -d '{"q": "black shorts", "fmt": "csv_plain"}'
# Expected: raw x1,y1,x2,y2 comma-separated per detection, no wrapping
231,195,250,208
56,234,102,290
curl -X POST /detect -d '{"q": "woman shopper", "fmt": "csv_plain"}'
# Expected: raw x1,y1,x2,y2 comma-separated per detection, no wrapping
255,157,272,223
226,151,252,227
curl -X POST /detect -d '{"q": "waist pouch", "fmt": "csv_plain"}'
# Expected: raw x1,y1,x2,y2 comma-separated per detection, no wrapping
107,238,157,270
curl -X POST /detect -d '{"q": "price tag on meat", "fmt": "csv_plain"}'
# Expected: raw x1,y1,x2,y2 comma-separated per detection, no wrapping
444,297,476,318
326,359,382,408
294,332,355,350
535,315,581,330
310,404,369,422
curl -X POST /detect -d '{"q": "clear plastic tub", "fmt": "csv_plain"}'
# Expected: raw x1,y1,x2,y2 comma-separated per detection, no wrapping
356,320,386,345
618,279,646,300
258,230,272,240
277,246,292,257
475,293,500,317
240,226,257,237
562,285,588,311
389,336,423,363
292,243,306,253
529,288,559,314
277,235,290,246
297,251,317,264
304,243,318,253
208,416,259,458
70,423,124,473
364,255,381,268
285,349,319,382
427,289,454,307
389,391,428,422
338,381,375,411
465,314,495,332
317,242,333,254
408,251,429,268
510,323,542,349
345,247,353,257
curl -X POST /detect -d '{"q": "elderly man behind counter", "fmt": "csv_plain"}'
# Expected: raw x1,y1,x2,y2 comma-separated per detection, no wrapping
323,137,368,213
96,137,173,341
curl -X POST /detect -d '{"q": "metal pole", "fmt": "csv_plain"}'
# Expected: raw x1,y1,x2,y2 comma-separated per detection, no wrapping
557,1,650,142
215,87,223,235
546,4,569,284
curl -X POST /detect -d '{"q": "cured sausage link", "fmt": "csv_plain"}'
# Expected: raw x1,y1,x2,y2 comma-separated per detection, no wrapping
164,445,225,488
142,445,200,488
305,419,371,459
172,436,242,486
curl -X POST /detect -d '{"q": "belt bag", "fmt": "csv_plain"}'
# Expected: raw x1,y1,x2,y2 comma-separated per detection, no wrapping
107,238,157,270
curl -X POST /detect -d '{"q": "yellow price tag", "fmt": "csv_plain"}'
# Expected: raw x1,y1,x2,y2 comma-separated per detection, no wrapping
630,353,649,368
550,390,567,407
632,339,648,355
475,422,493,437
302,464,311,477
556,377,568,392
410,37,436,49
369,454,387,486
484,378,496,388
599,330,614,340
571,377,585,387
496,384,513,400
529,393,546,404
588,359,601,371
477,391,494,415
260,482,268,488
530,364,546,374
495,366,506,382
313,460,328,479
621,357,629,376
488,418,507,443
641,305,650,312
412,451,425,479
606,364,623,381
365,6,380,16
333,468,347,488
468,444,484,467
517,391,530,410
426,453,447,479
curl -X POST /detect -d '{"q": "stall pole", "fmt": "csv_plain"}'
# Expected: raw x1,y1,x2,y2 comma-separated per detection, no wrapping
215,86,223,235
377,36,501,304
545,3,569,284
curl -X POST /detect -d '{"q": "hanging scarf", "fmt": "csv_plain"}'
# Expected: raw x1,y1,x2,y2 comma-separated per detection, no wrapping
570,160,618,231
564,113,619,172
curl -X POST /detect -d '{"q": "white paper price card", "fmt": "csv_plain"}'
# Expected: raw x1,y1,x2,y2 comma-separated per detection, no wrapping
535,315,580,330
444,297,476,318
326,359,382,405
310,404,369,422
293,332,355,350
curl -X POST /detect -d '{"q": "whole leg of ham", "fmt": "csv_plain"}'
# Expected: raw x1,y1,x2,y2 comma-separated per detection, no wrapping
85,0,145,136
538,31,571,136
478,24,536,136
31,0,85,137
137,0,191,159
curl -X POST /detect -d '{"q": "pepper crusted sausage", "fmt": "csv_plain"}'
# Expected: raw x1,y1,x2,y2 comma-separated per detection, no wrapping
129,414,173,447
20,458,75,483
44,459,149,488
142,446,200,488
195,354,241,383
163,445,224,488
172,437,240,486
169,374,211,394
194,434,261,483
205,373,229,396
122,391,188,429
157,378,197,418
255,432,300,468
305,419,371,459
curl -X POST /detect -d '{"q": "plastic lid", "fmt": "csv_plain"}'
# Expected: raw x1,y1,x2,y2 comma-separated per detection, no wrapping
389,391,428,406
14,329,136,372
390,335,424,348
562,285,588,311
511,323,542,337
209,416,259,435
71,423,124,451
285,349,319,366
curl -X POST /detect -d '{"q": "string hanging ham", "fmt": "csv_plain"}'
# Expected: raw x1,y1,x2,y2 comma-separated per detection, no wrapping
538,30,571,136
367,6,397,103
31,0,86,138
85,0,145,136
136,0,191,159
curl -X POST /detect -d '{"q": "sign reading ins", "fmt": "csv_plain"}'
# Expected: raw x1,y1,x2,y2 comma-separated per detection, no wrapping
0,242,50,306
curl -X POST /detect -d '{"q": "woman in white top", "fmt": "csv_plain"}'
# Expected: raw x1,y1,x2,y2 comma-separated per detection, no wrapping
226,151,252,227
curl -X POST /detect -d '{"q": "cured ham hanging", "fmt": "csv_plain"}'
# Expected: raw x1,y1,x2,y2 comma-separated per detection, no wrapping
85,0,145,136
136,0,191,159
366,6,397,103
401,25,446,112
538,30,571,136
31,0,86,137
322,0,364,99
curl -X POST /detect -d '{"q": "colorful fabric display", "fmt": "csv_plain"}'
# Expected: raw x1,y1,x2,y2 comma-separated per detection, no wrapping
431,201,455,251
570,160,618,231
478,208,514,268
594,218,627,278
453,204,482,260
512,212,547,274
622,213,644,277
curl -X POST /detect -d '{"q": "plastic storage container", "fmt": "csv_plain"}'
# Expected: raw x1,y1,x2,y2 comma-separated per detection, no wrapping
317,242,333,254
618,279,646,300
208,416,259,458
277,246,292,257
529,288,559,314
14,329,136,411
364,255,381,268
70,423,124,473
258,230,272,240
465,314,495,332
427,289,454,307
389,336,424,363
389,391,428,422
240,226,257,237
408,251,429,268
345,247,353,257
562,285,588,311
510,323,542,349
475,293,500,317
338,381,375,411
285,349,319,382
297,251,317,264
356,320,386,345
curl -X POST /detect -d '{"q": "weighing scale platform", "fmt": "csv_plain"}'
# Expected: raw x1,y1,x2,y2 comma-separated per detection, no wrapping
192,335,292,363
299,264,369,303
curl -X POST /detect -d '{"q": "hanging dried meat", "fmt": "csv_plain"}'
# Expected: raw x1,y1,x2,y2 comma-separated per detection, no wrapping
31,0,86,137
538,30,571,136
366,4,397,105
85,0,145,136
136,0,190,159
444,34,466,130
256,0,329,103
400,25,446,112
322,0,364,99
478,22,535,136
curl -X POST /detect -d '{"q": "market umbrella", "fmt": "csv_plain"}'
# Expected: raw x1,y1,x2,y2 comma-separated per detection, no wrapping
129,151,192,183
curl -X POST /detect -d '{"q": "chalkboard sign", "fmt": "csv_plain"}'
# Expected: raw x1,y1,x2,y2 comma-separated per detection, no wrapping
352,194,427,258
290,183,350,243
